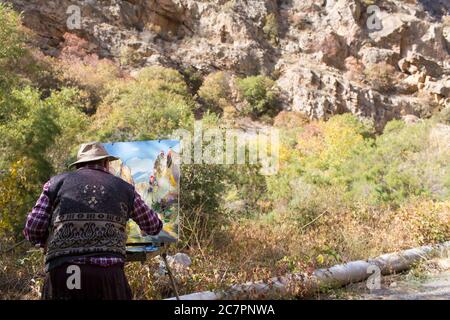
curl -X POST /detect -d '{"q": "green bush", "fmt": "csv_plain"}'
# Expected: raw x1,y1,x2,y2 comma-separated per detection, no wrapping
366,119,449,203
0,3,25,110
236,75,279,118
0,87,60,180
268,114,449,219
179,163,232,242
0,87,58,238
0,4,25,71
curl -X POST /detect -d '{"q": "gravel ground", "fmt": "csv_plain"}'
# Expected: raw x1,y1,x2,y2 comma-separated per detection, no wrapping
322,259,450,300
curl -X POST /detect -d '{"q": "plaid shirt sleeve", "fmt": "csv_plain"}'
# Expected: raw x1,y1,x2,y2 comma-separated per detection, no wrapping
130,190,163,236
23,180,52,247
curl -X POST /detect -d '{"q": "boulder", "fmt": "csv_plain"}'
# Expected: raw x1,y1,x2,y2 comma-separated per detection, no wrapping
317,32,349,70
359,46,400,68
401,114,421,125
398,53,443,78
155,253,192,277
405,23,449,63
444,25,450,48
424,78,450,97
368,12,412,50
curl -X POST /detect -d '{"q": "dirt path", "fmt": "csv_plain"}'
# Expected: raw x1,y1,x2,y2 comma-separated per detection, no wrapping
360,270,450,300
324,259,450,300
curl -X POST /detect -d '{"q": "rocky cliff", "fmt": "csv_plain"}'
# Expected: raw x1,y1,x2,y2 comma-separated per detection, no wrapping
3,0,450,128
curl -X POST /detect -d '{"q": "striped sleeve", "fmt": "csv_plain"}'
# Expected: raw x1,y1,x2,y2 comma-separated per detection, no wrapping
23,181,52,247
129,190,163,236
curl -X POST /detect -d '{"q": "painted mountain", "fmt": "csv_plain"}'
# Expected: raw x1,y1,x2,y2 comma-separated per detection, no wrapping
103,140,181,244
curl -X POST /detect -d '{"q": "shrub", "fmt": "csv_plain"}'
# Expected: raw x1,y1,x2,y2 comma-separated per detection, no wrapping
0,87,60,180
119,46,142,67
296,114,374,187
268,113,448,219
137,66,191,98
0,9,59,94
236,75,280,118
92,66,195,141
0,4,25,68
44,88,90,172
0,4,27,91
56,33,123,111
367,119,449,203
0,85,90,238
434,105,450,124
178,115,267,244
0,159,41,239
182,66,203,94
273,112,310,168
179,163,232,243
198,72,233,114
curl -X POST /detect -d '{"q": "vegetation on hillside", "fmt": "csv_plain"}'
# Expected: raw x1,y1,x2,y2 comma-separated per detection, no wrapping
0,4,449,299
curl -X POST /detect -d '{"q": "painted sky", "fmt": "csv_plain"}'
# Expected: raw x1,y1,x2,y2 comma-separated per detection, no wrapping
103,140,180,182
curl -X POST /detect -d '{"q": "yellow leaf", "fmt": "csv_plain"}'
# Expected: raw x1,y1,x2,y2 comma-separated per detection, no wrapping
316,254,325,264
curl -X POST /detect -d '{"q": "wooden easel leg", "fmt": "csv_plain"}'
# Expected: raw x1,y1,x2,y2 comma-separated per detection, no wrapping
162,252,180,300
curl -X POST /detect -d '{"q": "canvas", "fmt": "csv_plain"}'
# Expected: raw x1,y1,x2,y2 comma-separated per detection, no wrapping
103,140,180,245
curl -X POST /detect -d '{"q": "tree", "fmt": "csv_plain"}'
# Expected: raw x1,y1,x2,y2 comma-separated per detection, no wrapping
93,66,195,141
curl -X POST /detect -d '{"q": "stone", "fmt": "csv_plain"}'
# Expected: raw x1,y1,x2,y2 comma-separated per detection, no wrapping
399,72,427,94
155,252,192,277
443,25,450,50
368,12,411,47
325,0,362,43
359,46,400,67
398,53,443,78
173,253,192,268
318,32,349,70
424,79,450,97
402,114,421,124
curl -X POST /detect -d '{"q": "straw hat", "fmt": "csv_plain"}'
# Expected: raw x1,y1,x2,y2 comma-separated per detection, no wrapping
69,142,119,168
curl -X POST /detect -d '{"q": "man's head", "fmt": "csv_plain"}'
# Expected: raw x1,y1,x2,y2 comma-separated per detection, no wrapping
75,158,110,170
69,142,119,169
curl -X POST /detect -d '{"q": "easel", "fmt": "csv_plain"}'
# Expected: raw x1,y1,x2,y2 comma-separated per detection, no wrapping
126,242,180,300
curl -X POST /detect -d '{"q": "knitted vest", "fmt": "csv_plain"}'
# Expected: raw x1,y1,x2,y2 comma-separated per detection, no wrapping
45,168,134,270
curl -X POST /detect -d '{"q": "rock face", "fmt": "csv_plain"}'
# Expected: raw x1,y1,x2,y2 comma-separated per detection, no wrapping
3,0,450,128
275,60,417,130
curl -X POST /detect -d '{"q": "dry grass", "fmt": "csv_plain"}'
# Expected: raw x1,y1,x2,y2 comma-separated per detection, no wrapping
0,247,44,299
1,199,448,300
127,199,449,299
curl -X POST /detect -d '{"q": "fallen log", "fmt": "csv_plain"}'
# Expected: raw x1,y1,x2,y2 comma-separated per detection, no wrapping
166,241,450,300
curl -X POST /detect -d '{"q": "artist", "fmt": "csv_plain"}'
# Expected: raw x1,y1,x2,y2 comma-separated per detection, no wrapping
23,142,163,300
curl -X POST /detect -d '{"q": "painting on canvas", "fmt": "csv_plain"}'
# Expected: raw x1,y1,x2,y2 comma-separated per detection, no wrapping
103,140,180,244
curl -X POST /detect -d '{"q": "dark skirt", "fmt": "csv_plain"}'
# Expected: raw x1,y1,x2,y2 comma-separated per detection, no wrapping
42,263,132,300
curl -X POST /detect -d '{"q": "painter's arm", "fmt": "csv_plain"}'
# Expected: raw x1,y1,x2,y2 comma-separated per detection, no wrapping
23,181,52,247
129,190,163,236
